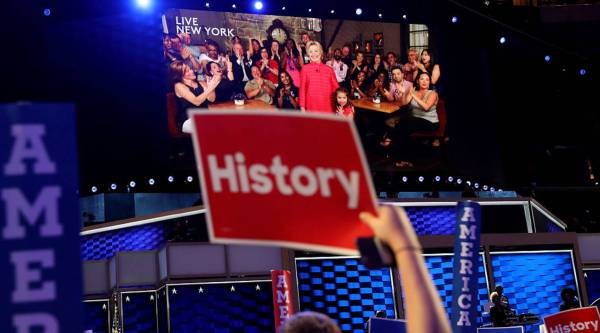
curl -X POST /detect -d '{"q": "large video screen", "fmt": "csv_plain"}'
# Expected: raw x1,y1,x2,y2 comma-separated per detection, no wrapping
161,8,446,172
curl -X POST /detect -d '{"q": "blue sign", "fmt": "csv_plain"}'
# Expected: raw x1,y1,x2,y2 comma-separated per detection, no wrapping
368,317,407,333
0,103,82,333
478,327,523,333
451,201,482,333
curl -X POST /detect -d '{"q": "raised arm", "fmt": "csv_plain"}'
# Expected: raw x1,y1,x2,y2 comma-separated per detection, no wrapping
411,89,438,111
431,64,441,85
360,206,451,333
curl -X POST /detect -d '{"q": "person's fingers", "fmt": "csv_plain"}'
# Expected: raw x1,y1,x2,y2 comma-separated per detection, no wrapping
358,212,378,229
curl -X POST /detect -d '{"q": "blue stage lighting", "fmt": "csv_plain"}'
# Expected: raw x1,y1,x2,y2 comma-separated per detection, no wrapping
168,176,174,183
148,178,155,185
579,69,587,76
205,2,210,7
544,55,551,62
355,8,363,15
136,0,150,8
435,176,441,182
91,186,98,193
447,176,454,182
456,178,463,185
129,181,136,188
402,176,408,183
418,176,425,183
187,176,194,182
451,16,458,23
110,183,117,190
254,1,263,10
330,9,335,14
43,8,52,16
232,4,237,8
499,36,507,44
281,6,286,10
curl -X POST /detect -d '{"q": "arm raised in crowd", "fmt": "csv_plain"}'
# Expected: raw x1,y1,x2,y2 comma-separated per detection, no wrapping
410,88,438,111
174,77,219,106
360,206,451,333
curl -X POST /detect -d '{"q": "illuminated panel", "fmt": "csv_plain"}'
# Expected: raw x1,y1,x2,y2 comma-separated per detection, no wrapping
295,257,396,333
83,300,110,333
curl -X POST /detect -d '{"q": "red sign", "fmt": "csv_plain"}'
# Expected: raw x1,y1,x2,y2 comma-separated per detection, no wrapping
543,307,600,333
190,111,377,255
271,270,295,328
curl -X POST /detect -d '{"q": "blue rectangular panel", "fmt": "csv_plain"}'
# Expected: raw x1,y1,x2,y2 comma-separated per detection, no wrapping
168,281,274,333
368,317,406,333
296,257,396,333
424,254,489,325
405,207,456,236
84,300,110,333
121,291,158,333
584,269,600,305
490,251,578,333
81,224,166,260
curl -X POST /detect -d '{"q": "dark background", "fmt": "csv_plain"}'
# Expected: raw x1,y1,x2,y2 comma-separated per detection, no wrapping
2,0,599,229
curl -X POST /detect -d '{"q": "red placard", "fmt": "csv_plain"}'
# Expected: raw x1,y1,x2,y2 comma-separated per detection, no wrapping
271,270,295,328
190,111,377,255
543,307,600,333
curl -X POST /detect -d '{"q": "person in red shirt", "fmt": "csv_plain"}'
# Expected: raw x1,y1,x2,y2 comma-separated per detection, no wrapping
255,47,279,86
333,87,354,119
299,41,338,113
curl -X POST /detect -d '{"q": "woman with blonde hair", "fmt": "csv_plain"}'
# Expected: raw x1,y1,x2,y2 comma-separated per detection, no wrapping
298,41,338,113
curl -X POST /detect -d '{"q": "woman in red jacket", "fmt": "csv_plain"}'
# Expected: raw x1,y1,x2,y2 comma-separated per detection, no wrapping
299,41,338,113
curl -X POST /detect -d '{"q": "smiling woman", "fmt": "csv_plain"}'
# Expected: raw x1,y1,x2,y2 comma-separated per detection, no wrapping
299,41,339,113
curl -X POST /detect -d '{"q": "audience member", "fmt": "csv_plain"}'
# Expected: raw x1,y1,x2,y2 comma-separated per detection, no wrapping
256,47,280,86
489,292,508,327
350,51,368,80
559,287,580,311
350,71,368,100
415,49,441,88
281,38,303,86
341,45,353,68
368,72,388,98
299,32,311,64
384,67,413,103
369,53,387,80
402,48,419,84
206,60,235,102
326,48,349,89
179,33,201,60
249,38,263,64
334,87,354,119
275,71,300,110
169,61,217,132
245,65,276,104
279,311,341,333
231,42,252,94
199,39,227,75
299,41,339,113
270,40,282,63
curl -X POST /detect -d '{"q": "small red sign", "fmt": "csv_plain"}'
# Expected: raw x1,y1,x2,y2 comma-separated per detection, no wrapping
190,111,377,255
543,307,600,333
271,270,295,328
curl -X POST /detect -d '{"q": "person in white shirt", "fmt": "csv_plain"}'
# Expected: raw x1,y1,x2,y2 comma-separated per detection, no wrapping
326,48,349,90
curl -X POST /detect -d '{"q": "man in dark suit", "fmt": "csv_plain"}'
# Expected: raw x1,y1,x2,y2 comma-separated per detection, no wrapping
231,42,252,95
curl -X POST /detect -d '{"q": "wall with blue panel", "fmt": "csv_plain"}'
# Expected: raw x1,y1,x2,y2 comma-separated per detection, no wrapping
491,251,578,333
81,224,166,260
84,300,110,333
584,269,600,304
167,281,274,333
423,254,490,324
121,291,158,333
295,257,396,333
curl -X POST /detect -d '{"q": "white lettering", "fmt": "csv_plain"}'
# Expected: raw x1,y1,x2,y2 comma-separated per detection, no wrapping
208,155,238,193
277,290,289,304
4,125,56,175
279,305,289,318
461,207,476,222
13,313,58,333
458,224,477,240
290,166,318,196
335,170,359,209
270,156,293,195
459,259,473,275
456,311,471,327
457,294,472,310
316,168,334,198
461,276,470,292
235,153,250,193
276,275,287,288
248,164,272,194
460,241,474,257
2,187,62,239
11,250,56,303
227,28,235,37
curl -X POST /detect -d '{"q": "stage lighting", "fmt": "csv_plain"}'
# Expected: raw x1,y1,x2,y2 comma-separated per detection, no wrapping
466,180,471,186
43,8,52,16
499,36,507,44
330,9,335,14
355,8,363,15
168,176,174,183
402,176,408,183
435,176,441,182
490,187,495,191
308,8,312,12
402,14,407,19
232,4,236,8
281,6,286,10
451,16,458,23
418,176,424,182
544,55,551,62
474,183,480,189
456,178,463,184
91,186,98,193
579,69,587,76
148,178,155,185
129,181,136,188
378,13,383,19
483,185,488,191
110,183,117,190
254,1,263,10
187,176,194,182
136,0,150,8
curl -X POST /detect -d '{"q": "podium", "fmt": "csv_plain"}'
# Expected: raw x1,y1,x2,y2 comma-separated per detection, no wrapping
367,317,407,333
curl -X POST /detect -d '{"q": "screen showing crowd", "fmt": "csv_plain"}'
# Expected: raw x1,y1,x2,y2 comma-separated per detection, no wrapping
163,9,442,168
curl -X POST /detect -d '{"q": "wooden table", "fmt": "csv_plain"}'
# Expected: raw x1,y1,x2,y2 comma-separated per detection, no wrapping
208,99,276,111
353,98,402,114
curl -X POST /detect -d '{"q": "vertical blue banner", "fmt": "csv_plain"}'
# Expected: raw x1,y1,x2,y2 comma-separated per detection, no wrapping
0,104,82,333
451,201,482,333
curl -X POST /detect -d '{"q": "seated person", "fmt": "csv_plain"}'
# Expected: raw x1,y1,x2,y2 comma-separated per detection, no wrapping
384,66,413,103
490,292,507,327
350,71,369,100
367,72,388,98
205,60,235,103
245,65,276,105
231,42,252,94
169,61,218,133
275,71,299,110
255,47,279,86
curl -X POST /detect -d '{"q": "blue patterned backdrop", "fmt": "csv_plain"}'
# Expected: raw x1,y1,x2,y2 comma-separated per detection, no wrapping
84,300,110,333
491,251,578,333
404,207,456,236
584,269,600,305
81,224,166,260
167,281,274,333
423,254,490,324
295,257,396,333
122,291,158,333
